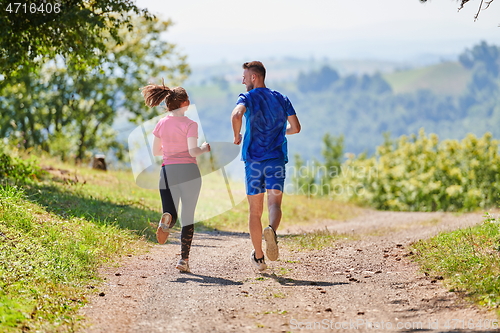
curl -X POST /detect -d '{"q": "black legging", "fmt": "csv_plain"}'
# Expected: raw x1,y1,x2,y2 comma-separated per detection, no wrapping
159,163,201,260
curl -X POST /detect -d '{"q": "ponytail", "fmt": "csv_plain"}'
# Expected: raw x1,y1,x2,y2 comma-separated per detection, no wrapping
140,79,188,111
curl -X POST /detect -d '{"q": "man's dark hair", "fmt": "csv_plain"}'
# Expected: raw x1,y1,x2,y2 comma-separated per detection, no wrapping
243,61,266,79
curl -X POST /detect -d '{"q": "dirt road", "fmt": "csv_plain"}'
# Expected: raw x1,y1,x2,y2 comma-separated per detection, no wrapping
79,210,498,332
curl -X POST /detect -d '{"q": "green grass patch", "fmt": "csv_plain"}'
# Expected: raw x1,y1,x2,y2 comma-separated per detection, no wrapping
0,152,363,330
200,193,362,233
411,213,500,313
281,228,352,251
0,173,149,330
0,145,42,184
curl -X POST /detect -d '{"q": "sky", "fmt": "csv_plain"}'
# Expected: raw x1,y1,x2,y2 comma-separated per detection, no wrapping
134,0,499,66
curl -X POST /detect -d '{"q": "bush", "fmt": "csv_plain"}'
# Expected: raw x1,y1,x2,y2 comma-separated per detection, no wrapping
0,145,42,182
334,129,500,212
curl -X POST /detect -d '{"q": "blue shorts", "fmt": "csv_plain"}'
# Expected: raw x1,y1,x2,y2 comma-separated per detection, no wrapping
244,158,286,195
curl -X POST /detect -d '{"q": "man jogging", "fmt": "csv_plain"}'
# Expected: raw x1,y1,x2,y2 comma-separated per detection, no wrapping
231,61,301,271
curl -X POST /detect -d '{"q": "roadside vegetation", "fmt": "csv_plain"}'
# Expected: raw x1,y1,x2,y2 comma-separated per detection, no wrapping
292,129,500,213
335,130,500,212
0,147,150,332
0,145,361,332
411,213,500,315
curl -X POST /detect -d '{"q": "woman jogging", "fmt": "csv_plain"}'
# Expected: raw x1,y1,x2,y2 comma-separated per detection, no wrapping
141,81,210,273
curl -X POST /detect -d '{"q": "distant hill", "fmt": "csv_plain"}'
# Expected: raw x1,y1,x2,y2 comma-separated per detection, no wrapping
186,57,423,85
384,61,471,96
117,45,500,166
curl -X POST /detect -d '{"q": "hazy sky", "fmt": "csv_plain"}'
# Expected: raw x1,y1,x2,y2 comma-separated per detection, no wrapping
135,0,499,65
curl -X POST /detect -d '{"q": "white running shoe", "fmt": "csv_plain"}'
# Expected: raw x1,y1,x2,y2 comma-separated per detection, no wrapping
263,225,279,261
250,250,267,271
176,259,190,273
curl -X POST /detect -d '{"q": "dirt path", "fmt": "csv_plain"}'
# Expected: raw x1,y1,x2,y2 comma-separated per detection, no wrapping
79,210,498,332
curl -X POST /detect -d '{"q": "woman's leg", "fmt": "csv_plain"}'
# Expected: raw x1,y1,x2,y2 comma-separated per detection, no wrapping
178,166,202,260
159,166,179,227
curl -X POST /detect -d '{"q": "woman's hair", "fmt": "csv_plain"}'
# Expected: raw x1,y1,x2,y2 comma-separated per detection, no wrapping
140,79,188,111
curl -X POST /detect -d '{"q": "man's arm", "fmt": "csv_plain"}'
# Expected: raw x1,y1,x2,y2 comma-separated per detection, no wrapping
231,104,246,145
286,114,301,135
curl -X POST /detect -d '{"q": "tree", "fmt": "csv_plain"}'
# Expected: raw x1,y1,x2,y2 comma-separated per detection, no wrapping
459,41,500,75
0,0,152,75
419,0,495,21
0,15,189,163
297,65,340,92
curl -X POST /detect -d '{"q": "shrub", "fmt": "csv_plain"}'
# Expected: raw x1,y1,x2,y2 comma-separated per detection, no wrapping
334,129,500,212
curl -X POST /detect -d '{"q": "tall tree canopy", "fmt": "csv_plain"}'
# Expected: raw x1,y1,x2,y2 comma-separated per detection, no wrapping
0,0,152,74
0,15,189,163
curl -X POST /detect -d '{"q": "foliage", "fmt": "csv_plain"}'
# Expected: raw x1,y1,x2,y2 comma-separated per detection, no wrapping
0,184,143,331
0,0,152,74
335,130,500,212
0,15,189,163
291,133,345,197
289,41,499,160
0,144,42,182
459,41,500,75
291,153,318,198
297,65,339,92
412,213,500,312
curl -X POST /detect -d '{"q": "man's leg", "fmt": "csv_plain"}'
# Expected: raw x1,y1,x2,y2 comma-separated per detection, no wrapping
247,193,265,258
267,189,283,231
263,189,283,261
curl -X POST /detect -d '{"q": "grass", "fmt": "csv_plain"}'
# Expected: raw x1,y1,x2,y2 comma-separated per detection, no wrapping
0,184,147,332
0,155,160,331
411,213,500,314
200,188,362,232
5,152,500,329
0,155,361,331
281,228,353,251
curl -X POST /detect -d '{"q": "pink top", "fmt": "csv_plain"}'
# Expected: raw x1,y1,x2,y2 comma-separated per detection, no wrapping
152,115,198,165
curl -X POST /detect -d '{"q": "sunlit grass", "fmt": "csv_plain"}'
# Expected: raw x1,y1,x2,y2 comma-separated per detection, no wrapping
412,213,500,314
0,154,363,330
0,185,147,332
281,228,354,251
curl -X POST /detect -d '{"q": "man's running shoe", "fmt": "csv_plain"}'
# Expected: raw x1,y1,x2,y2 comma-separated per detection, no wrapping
250,250,267,271
156,212,172,244
176,259,190,273
263,225,279,261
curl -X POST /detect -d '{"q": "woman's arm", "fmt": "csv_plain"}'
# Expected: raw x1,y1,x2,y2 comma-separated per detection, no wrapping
188,137,210,157
153,136,163,156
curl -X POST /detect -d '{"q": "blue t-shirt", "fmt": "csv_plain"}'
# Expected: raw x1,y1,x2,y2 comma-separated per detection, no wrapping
236,87,296,163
